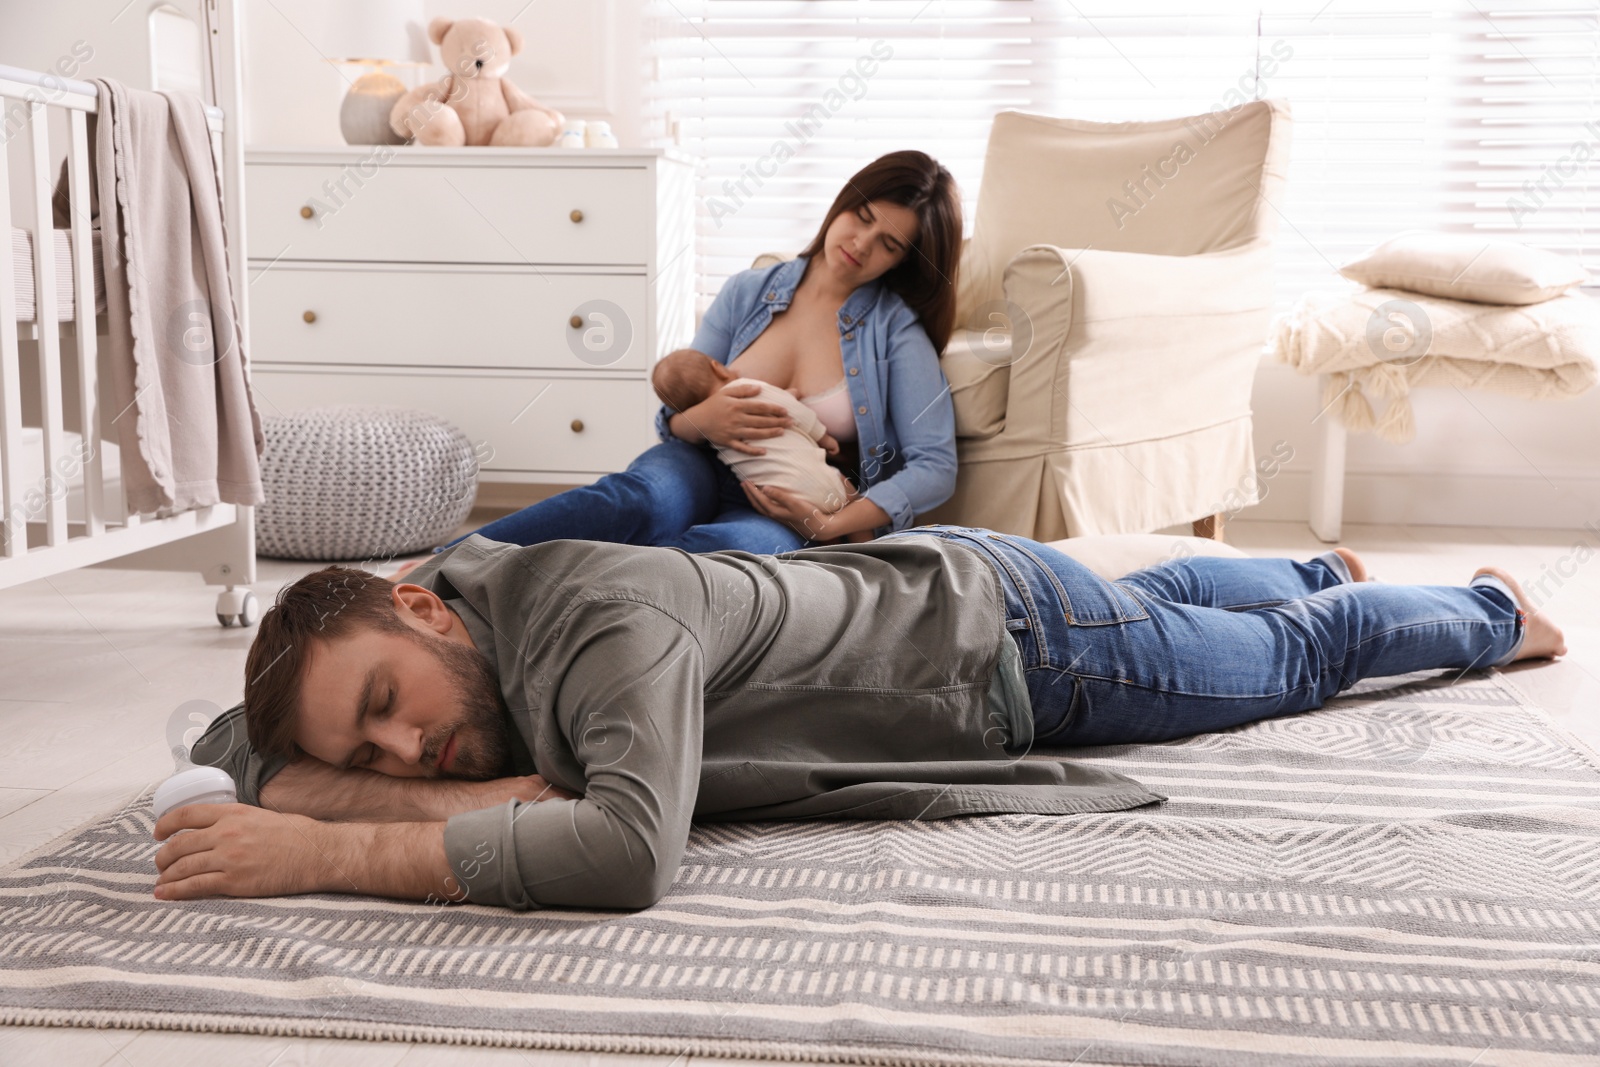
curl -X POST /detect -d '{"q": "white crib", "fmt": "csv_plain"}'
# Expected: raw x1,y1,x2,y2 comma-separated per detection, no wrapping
0,4,258,626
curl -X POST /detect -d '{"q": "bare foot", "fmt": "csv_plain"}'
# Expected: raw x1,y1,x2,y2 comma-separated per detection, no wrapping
1333,547,1369,583
1474,566,1567,660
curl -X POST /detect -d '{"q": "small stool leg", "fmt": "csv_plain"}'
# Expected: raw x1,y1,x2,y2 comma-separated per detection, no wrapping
1309,408,1347,543
1192,513,1225,541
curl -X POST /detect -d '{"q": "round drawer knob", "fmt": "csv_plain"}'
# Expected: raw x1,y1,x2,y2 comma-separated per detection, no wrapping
569,314,584,329
569,209,584,223
302,310,317,324
299,205,314,219
570,419,585,433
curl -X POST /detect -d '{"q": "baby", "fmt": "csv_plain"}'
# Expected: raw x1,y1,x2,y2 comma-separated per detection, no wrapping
653,351,857,518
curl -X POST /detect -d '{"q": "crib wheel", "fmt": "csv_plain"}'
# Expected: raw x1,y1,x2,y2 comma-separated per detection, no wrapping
215,589,258,628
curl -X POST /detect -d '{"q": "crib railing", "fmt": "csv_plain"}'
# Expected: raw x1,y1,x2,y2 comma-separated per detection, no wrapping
0,64,224,561
0,64,97,557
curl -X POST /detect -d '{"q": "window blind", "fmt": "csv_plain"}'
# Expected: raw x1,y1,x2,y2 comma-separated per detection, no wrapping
1440,4,1598,284
646,1,1598,315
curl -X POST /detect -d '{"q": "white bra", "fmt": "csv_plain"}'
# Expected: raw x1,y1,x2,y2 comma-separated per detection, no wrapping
798,378,857,441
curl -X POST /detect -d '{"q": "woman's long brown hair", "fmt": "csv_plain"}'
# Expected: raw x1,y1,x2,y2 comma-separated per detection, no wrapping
798,150,962,353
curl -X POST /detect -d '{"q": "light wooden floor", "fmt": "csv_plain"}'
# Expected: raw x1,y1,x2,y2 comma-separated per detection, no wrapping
3,518,1598,1066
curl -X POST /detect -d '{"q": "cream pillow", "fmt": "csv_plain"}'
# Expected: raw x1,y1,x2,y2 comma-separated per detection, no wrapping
1340,232,1588,305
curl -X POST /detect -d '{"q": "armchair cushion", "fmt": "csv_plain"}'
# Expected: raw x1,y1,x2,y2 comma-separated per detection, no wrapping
956,100,1290,328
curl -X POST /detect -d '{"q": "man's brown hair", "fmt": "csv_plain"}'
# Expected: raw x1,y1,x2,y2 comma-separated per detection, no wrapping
243,566,414,760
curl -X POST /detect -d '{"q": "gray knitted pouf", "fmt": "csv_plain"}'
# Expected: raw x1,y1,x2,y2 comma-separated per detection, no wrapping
256,406,479,561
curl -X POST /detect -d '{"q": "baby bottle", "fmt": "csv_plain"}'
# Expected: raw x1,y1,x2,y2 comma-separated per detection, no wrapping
556,119,586,149
152,699,237,823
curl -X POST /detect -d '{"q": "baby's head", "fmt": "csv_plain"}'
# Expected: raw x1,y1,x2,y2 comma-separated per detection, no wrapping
652,350,737,412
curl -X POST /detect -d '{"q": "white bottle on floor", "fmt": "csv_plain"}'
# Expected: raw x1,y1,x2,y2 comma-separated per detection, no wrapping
151,700,238,823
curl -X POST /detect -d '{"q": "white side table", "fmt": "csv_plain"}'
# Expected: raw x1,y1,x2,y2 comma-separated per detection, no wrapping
1309,379,1348,542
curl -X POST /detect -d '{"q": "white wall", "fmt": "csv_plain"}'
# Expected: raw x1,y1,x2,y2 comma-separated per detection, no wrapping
5,0,1595,531
1249,357,1600,531
0,0,179,87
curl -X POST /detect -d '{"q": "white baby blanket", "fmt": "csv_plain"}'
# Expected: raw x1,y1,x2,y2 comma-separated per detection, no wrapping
715,379,854,513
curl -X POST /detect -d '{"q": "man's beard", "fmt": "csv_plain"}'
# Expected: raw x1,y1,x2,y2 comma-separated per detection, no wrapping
415,635,512,780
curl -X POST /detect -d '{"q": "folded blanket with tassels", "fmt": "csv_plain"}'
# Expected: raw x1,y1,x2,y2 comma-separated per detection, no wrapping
1270,287,1598,443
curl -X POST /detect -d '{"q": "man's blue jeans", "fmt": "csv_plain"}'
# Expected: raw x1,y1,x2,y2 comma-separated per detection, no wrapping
446,440,810,555
893,526,1525,746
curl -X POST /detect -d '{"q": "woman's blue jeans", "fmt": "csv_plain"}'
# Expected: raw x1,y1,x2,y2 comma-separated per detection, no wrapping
891,526,1526,746
447,440,811,555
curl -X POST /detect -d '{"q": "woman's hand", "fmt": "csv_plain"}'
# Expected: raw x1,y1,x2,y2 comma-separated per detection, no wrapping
744,477,890,544
741,482,841,541
679,383,793,455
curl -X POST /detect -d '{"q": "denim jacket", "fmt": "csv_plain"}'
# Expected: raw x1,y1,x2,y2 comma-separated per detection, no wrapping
653,256,957,534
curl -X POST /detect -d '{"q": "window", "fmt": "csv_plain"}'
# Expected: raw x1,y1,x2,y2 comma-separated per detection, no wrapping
647,1,1598,315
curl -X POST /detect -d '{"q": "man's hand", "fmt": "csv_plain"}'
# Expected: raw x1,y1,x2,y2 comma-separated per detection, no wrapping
153,804,345,900
153,805,457,903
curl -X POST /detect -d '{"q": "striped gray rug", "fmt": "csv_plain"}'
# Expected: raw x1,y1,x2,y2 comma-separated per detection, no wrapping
3,670,1599,1066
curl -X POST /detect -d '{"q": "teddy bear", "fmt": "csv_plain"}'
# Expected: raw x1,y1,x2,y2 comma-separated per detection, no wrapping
389,16,565,147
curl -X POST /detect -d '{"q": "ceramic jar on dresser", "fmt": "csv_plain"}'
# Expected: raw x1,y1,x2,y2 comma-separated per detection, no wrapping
243,146,695,488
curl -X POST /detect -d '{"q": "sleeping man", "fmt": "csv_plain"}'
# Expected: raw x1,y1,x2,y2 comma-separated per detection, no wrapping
172,527,1562,910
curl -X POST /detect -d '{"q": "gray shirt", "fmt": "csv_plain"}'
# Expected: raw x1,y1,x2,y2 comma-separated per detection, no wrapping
197,534,1160,910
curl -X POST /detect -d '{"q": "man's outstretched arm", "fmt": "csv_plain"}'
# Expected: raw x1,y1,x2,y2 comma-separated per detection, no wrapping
260,756,572,822
192,702,573,824
151,804,458,903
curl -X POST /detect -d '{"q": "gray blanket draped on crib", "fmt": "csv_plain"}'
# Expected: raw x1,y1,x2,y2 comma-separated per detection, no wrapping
90,77,262,515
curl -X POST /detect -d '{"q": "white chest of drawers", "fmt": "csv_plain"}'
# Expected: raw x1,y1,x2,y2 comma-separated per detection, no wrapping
243,146,695,486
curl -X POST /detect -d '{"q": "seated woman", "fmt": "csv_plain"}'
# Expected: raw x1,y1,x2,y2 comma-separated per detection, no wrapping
449,149,962,555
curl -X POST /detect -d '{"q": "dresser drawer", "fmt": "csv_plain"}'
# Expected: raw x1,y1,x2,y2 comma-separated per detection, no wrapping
250,267,648,372
247,162,653,265
250,368,659,476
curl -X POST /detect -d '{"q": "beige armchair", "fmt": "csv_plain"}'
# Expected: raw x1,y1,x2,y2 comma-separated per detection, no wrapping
920,100,1293,540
